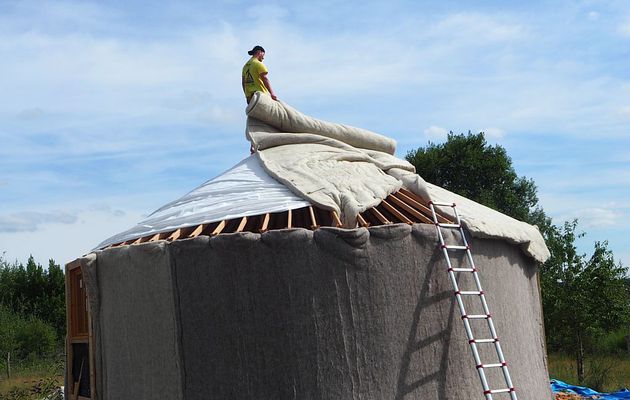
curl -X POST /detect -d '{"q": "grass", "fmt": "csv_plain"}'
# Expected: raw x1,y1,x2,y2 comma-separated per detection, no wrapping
2,352,627,398
0,356,63,399
548,352,630,393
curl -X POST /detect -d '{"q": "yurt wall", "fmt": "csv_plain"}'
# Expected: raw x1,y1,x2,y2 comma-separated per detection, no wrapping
66,223,552,400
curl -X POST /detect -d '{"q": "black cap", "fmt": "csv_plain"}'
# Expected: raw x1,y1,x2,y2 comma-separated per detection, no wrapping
247,45,265,56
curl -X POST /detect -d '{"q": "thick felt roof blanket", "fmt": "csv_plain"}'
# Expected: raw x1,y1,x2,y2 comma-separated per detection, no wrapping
246,92,550,263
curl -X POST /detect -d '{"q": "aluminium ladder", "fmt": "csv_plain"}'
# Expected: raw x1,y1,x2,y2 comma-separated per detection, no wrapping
428,200,517,400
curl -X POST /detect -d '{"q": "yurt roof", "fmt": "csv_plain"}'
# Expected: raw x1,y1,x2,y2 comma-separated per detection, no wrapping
93,92,550,263
95,155,451,250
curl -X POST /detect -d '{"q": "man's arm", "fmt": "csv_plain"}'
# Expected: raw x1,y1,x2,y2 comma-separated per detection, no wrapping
260,72,277,101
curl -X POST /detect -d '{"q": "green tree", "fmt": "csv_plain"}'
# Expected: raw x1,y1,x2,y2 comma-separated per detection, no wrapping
540,221,629,384
42,260,66,335
0,307,57,378
406,131,541,223
14,317,57,359
0,306,20,378
0,255,66,338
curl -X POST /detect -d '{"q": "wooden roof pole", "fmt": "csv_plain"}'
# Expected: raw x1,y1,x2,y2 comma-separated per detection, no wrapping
397,189,452,223
168,228,183,241
380,199,413,224
211,220,227,236
388,194,434,224
308,206,319,230
235,217,248,233
189,224,206,237
369,207,391,224
148,233,160,242
357,213,370,227
331,211,343,227
259,213,270,233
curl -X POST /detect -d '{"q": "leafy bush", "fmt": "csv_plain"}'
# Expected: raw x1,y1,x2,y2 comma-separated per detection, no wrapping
14,317,56,359
0,307,20,357
596,328,630,355
583,357,616,392
0,255,66,339
0,307,57,360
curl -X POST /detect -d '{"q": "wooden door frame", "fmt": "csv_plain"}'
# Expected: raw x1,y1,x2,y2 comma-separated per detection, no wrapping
65,259,96,400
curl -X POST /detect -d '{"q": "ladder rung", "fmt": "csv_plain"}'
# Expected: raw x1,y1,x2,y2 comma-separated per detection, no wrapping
441,244,468,250
437,223,461,229
456,290,484,296
462,314,491,320
485,388,515,394
449,267,476,272
477,362,507,369
430,201,456,207
470,338,499,344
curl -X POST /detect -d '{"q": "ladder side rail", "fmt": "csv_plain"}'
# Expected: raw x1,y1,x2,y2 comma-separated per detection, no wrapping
458,222,517,398
431,203,495,399
429,203,442,225
466,250,517,398
479,302,517,397
442,251,494,397
457,292,493,399
452,204,463,226
431,202,518,400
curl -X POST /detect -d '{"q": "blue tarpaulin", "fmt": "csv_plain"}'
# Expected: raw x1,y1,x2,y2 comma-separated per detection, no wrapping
551,379,630,399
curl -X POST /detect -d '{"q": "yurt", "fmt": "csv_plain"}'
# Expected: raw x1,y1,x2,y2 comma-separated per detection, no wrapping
65,93,552,400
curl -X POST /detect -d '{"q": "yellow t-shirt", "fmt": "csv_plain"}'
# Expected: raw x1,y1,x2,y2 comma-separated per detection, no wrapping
242,57,269,100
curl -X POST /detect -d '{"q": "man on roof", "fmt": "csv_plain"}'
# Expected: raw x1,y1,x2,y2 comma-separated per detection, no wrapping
242,45,278,104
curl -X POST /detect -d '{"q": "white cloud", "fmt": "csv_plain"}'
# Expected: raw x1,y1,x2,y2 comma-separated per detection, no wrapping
535,165,630,194
618,250,630,269
570,207,622,229
87,204,127,218
1,4,626,142
618,18,630,37
5,33,172,85
0,211,77,233
423,126,448,141
0,1,118,33
546,196,626,230
246,4,289,21
429,12,527,43
617,105,630,117
482,127,505,139
587,11,600,21
16,107,45,120
0,27,245,119
161,90,213,110
196,105,242,124
0,207,143,265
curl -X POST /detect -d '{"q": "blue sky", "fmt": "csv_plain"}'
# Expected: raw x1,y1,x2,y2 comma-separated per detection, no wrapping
0,0,628,269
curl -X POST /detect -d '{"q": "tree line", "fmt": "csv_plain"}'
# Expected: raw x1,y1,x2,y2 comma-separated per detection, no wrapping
0,255,65,377
406,131,630,385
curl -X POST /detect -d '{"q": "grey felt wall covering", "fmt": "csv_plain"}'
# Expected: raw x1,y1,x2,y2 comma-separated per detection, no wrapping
84,224,551,400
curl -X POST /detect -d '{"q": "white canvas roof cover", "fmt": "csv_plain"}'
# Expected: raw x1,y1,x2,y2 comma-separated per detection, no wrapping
96,92,550,263
95,156,310,250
